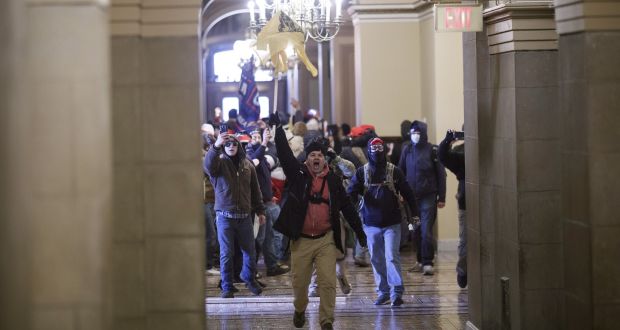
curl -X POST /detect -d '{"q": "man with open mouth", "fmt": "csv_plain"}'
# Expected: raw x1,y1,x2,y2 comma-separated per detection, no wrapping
269,112,367,330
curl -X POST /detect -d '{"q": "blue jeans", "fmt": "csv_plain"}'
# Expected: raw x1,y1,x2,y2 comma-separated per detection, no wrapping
457,209,467,276
255,202,281,270
364,223,404,300
416,195,437,266
204,203,217,269
216,214,256,291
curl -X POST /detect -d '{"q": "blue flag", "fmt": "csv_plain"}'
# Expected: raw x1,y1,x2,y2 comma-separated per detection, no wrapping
238,59,260,124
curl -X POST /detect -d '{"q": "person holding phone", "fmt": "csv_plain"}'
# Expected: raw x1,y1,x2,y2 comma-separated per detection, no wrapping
438,128,467,288
204,129,266,298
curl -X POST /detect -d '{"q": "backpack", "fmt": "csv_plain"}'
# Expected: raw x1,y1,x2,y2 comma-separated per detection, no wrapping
361,163,414,226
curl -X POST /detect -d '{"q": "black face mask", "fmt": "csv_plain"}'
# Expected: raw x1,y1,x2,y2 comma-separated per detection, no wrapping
369,151,386,167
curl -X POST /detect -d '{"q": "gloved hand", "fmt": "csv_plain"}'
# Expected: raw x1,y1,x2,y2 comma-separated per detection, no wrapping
444,129,456,143
326,148,337,161
269,112,281,128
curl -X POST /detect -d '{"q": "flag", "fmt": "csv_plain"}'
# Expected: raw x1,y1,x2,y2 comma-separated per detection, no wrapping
238,59,261,124
256,11,318,77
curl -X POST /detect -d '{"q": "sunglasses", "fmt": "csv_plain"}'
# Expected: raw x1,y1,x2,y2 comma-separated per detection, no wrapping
369,144,384,152
224,141,239,147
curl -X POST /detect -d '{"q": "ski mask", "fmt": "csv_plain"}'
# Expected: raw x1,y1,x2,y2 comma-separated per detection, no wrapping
367,137,386,168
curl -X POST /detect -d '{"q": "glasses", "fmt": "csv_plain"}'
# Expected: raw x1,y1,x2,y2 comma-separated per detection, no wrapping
369,144,384,152
224,141,239,147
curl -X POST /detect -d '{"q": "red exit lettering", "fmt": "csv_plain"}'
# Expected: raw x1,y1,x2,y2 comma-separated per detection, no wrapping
445,7,472,30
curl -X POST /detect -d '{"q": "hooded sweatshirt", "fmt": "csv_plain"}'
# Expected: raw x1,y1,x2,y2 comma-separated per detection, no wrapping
398,121,447,202
348,139,418,227
203,137,265,216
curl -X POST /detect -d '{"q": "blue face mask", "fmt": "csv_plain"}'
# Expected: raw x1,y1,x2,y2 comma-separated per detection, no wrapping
411,133,420,144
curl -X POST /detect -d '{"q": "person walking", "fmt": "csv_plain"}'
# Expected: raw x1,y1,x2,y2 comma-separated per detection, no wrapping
270,113,367,330
398,120,447,275
348,137,419,307
203,131,266,298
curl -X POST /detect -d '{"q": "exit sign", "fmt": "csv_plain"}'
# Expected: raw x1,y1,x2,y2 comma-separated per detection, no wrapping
435,4,483,32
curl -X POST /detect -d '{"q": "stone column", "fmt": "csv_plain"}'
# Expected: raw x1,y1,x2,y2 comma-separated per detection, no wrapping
0,1,29,329
555,0,620,327
318,41,332,123
465,1,561,328
110,1,205,329
0,1,113,329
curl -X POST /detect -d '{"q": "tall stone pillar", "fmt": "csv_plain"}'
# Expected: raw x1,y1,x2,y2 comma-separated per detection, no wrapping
110,1,205,329
555,0,620,328
465,1,561,329
0,1,29,329
1,1,113,329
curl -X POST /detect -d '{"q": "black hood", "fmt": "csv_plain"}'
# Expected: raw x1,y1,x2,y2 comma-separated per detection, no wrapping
410,120,428,144
224,136,246,166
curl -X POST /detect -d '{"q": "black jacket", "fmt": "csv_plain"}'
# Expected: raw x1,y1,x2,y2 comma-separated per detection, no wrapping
273,126,367,253
438,136,465,210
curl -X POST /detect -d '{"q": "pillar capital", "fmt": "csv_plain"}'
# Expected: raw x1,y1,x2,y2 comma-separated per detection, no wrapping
348,0,433,26
484,1,557,54
554,0,620,35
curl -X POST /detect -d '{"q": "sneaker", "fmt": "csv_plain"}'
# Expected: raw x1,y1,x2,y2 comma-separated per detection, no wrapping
293,310,306,328
277,262,290,270
308,288,319,297
266,265,290,276
353,256,370,267
374,295,390,305
246,280,263,296
220,290,234,298
321,322,334,330
391,296,404,307
457,274,467,288
408,262,423,272
423,265,434,275
337,276,352,294
206,268,220,276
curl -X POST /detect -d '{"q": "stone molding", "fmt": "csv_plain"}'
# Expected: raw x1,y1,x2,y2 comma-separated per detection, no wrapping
348,1,434,25
110,0,200,37
554,0,620,35
484,1,558,54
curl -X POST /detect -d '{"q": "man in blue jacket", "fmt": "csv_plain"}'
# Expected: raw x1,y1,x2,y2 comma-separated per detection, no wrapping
398,121,447,275
348,137,418,307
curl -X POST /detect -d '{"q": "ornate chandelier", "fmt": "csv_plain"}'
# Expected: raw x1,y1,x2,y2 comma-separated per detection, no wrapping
247,0,344,42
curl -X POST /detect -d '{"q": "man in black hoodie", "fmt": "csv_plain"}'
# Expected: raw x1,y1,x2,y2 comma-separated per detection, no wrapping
398,120,447,275
348,137,418,307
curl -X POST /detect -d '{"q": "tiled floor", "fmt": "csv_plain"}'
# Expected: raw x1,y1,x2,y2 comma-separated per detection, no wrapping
206,247,468,329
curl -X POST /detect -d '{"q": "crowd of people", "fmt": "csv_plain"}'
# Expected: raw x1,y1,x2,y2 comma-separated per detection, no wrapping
201,103,467,330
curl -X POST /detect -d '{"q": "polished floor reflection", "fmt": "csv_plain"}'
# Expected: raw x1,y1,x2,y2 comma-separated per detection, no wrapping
206,248,468,329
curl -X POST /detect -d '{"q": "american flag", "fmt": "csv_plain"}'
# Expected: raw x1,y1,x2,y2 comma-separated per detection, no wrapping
238,59,260,124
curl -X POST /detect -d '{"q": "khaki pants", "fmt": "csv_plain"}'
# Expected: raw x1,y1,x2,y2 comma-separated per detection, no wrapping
291,231,338,326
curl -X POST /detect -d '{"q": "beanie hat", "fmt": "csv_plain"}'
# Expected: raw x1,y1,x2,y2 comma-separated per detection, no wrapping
305,140,327,156
369,137,384,147
228,109,238,119
236,133,251,144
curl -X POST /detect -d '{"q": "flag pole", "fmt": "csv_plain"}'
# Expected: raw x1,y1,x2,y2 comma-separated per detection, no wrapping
273,73,279,114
